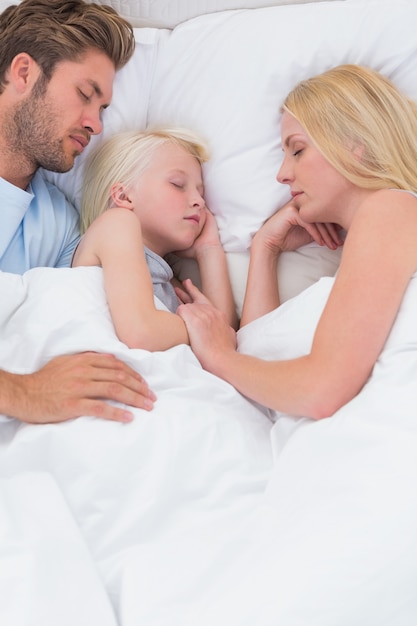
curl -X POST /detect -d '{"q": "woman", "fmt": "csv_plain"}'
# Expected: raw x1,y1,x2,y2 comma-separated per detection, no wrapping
178,64,417,419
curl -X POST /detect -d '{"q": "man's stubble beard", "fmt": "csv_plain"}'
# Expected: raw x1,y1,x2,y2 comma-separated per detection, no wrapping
5,74,75,174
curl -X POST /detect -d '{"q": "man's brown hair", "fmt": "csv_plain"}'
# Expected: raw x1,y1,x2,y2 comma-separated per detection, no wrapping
0,0,135,94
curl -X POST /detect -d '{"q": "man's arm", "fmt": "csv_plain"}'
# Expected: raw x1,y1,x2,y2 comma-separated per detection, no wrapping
0,352,156,423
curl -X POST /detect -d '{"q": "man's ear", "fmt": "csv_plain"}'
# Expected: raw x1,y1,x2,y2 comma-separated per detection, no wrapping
8,53,41,94
110,182,133,209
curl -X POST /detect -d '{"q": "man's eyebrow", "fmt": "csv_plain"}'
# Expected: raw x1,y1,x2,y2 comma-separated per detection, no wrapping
86,79,110,108
89,79,109,99
85,79,102,96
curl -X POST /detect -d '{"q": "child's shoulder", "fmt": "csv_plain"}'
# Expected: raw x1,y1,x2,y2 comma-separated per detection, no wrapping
88,208,140,235
96,207,138,224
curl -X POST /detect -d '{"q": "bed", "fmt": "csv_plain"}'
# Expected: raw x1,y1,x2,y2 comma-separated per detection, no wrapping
1,1,417,625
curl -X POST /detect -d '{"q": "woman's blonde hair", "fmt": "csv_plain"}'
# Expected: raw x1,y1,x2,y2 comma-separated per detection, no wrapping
282,64,417,192
80,127,210,234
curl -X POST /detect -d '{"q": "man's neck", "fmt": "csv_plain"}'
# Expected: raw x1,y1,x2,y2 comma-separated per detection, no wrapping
0,110,37,190
0,152,36,190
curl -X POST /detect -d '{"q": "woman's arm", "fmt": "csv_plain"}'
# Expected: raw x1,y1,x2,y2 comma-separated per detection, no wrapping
179,191,417,418
76,209,190,351
241,201,343,326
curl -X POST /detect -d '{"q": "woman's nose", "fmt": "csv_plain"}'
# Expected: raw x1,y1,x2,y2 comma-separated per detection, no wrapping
276,158,292,184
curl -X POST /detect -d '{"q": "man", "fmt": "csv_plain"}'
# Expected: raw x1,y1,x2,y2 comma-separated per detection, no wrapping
0,0,156,423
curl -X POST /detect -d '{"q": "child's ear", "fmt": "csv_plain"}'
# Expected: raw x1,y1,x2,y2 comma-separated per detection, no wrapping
110,182,133,209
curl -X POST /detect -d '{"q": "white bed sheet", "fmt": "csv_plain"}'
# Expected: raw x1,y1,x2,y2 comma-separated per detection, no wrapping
1,0,417,622
0,266,272,625
1,266,417,625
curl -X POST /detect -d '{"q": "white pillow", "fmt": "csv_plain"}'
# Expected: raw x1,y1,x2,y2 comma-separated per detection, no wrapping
43,0,417,312
99,0,342,29
147,0,417,251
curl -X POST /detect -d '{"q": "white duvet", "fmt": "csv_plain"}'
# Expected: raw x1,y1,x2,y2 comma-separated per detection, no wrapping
1,266,417,626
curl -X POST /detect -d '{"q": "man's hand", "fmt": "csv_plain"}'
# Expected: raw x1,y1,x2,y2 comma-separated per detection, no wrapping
1,352,156,424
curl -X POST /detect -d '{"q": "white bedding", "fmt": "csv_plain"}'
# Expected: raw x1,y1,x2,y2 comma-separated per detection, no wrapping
2,0,417,623
1,266,417,625
44,0,417,314
97,0,336,28
0,267,273,625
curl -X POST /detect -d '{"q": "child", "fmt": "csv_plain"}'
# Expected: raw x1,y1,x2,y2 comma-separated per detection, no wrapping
72,127,237,350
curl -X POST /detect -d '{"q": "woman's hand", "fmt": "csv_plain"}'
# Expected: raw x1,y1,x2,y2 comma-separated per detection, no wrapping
254,200,344,255
177,280,237,370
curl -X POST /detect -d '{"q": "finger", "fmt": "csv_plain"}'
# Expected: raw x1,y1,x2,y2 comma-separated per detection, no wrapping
300,222,325,246
174,285,193,304
77,377,156,413
83,352,151,383
181,279,211,304
84,399,136,422
76,395,152,424
316,223,344,249
177,301,214,328
325,222,345,244
78,353,157,402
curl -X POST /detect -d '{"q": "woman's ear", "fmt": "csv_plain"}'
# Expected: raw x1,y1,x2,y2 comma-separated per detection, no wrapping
110,182,133,209
352,142,365,161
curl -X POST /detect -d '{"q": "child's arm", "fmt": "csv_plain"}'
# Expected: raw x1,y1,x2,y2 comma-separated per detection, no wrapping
176,208,238,329
74,209,189,350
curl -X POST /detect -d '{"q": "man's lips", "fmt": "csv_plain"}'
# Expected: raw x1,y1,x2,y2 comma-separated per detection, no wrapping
70,133,90,152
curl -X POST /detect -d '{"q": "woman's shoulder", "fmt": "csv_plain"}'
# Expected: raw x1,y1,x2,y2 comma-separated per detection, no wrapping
357,188,417,221
387,188,417,202
345,188,417,261
368,188,417,205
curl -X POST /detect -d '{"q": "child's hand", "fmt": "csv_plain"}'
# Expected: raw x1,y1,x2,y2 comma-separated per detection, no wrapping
175,207,222,260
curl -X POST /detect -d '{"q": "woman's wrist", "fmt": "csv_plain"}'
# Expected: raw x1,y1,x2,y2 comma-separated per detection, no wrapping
251,230,282,262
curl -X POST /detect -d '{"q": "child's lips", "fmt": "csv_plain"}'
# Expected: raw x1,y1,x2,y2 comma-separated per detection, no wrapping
185,214,200,224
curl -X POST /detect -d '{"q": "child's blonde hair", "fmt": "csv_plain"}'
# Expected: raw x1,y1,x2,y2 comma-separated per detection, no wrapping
80,127,210,234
